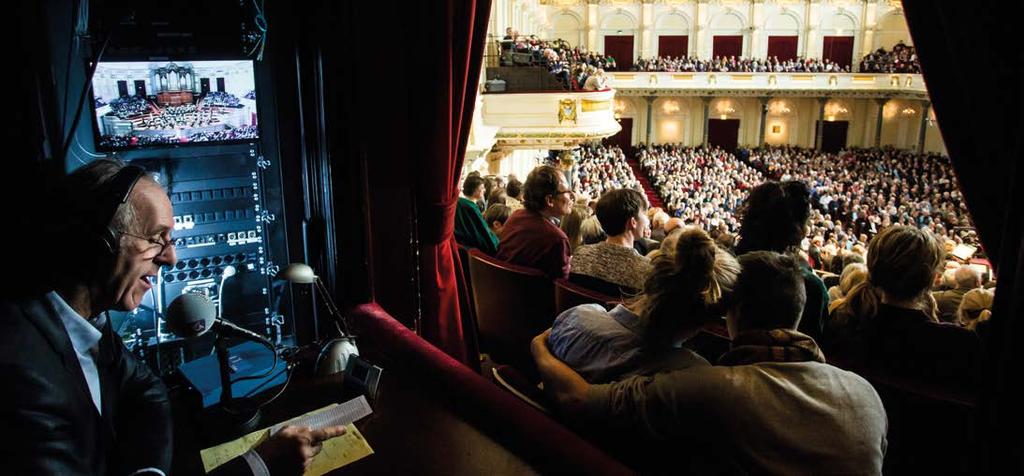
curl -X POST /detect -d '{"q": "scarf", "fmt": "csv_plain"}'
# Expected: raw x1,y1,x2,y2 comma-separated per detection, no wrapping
718,328,826,366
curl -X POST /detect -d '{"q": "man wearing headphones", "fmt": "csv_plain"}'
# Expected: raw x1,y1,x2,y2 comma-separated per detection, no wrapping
0,159,342,475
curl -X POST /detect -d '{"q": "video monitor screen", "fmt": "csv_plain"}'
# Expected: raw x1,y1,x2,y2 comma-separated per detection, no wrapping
90,60,259,150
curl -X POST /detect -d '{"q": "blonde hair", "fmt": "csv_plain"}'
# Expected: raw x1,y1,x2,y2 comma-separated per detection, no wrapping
828,263,868,314
631,228,740,348
560,205,591,253
832,226,944,327
957,288,995,330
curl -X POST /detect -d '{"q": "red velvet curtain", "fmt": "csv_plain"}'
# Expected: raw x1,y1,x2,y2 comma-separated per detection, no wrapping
821,36,854,69
413,0,492,364
712,35,743,58
603,36,634,71
767,35,798,61
657,35,688,58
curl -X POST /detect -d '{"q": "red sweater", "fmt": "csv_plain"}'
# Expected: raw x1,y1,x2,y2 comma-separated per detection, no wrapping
496,208,571,279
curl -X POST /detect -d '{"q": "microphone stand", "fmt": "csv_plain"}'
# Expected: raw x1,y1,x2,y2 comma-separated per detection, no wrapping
215,333,233,406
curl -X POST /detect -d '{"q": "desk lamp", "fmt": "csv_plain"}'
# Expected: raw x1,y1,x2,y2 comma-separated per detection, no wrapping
276,263,359,375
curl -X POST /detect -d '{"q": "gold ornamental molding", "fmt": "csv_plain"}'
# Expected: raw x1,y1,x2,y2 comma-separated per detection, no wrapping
494,129,620,140
580,99,611,112
558,98,578,124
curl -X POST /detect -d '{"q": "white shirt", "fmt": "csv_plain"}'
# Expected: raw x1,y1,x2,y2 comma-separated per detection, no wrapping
47,291,266,476
47,291,104,414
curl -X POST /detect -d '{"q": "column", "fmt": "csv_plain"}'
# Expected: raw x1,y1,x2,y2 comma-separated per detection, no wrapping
916,100,931,154
804,3,821,58
641,2,654,58
702,96,712,145
861,1,878,59
873,97,887,148
758,97,770,147
749,1,764,57
815,97,826,151
586,1,599,51
694,1,707,58
645,96,655,145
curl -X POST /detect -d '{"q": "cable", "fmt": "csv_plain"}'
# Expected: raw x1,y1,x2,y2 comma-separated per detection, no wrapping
224,363,293,415
228,339,279,384
61,0,81,142
61,30,111,164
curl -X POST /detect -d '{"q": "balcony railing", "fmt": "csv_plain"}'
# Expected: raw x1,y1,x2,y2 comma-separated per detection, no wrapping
610,72,927,98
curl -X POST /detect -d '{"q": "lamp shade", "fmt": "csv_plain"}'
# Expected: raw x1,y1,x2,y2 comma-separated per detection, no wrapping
276,263,316,284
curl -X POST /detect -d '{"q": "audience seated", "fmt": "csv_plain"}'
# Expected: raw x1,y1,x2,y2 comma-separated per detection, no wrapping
202,91,242,107
497,165,574,279
499,34,616,90
859,41,921,73
638,144,758,232
548,228,738,384
107,95,152,118
746,146,977,254
570,189,651,294
633,55,850,73
735,180,830,341
825,225,981,389
532,251,887,474
569,145,643,201
455,175,500,255
932,266,981,323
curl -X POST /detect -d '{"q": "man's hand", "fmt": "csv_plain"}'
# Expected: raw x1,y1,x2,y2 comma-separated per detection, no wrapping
255,425,347,476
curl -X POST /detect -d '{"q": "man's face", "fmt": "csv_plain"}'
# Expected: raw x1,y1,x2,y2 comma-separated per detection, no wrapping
547,175,574,218
105,181,178,312
632,209,650,239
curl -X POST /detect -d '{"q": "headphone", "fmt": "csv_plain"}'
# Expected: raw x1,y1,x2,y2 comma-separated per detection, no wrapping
92,165,147,255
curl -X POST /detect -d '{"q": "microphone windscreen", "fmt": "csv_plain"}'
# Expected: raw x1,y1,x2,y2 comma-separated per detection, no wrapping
166,292,217,338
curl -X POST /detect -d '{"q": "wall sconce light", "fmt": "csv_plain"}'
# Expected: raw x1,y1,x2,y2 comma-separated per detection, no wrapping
901,107,917,116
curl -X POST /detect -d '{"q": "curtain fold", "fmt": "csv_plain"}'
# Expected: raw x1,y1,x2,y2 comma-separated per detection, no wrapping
413,0,492,364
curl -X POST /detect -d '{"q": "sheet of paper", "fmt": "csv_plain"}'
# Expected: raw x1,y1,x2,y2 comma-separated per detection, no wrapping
200,429,270,473
271,395,373,435
201,398,374,474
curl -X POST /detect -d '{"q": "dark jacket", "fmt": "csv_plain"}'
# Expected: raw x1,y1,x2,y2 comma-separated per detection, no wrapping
454,196,499,255
0,294,173,475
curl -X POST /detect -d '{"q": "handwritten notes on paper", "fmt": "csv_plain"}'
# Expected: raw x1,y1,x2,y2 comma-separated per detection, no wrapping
201,397,374,475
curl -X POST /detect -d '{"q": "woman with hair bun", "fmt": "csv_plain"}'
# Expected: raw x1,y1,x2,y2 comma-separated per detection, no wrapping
957,288,995,331
546,227,740,383
826,225,980,388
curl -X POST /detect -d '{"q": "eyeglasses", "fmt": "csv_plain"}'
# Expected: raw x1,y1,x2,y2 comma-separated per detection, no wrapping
118,230,175,257
553,189,575,197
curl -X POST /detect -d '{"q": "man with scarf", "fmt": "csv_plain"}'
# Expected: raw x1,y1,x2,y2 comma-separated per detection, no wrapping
531,251,888,474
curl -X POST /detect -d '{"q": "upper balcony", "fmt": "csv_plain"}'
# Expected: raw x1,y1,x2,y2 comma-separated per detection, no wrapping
609,72,928,99
476,88,620,151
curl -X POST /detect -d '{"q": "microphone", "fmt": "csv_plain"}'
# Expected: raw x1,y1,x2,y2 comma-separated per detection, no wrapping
166,292,269,344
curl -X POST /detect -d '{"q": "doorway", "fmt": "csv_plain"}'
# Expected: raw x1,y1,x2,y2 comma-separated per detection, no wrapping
603,36,634,71
817,120,849,153
707,119,741,152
